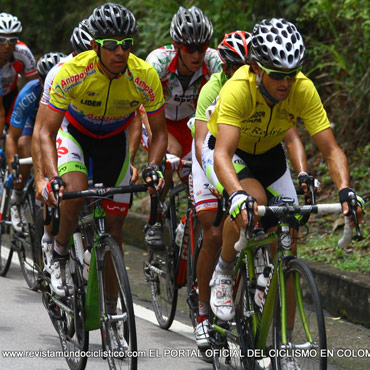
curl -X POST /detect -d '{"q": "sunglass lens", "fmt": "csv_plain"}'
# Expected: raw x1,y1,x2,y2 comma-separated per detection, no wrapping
102,41,118,51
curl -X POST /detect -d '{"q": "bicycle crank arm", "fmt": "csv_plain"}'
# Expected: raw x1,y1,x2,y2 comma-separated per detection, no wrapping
51,296,74,317
281,341,318,350
104,313,128,323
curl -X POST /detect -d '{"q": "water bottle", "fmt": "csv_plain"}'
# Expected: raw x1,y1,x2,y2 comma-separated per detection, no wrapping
83,249,91,281
175,217,185,247
254,266,272,308
253,223,267,274
254,273,268,308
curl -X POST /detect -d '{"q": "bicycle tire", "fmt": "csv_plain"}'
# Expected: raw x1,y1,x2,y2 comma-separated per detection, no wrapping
146,213,179,330
100,237,137,370
186,227,202,329
56,242,89,370
272,258,327,370
0,187,13,276
17,187,40,290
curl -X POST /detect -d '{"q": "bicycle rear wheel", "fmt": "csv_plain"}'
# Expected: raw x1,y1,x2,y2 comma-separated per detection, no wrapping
186,228,202,329
0,188,13,276
144,212,179,330
17,188,41,290
272,258,327,370
100,237,137,370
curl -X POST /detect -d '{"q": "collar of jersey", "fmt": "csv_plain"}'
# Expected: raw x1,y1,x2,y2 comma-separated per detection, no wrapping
96,62,125,79
169,52,210,76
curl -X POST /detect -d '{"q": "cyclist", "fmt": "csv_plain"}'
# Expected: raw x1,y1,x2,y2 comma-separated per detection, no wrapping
203,18,364,369
0,12,38,136
32,19,93,205
193,31,311,350
38,3,167,298
5,52,65,233
143,5,221,248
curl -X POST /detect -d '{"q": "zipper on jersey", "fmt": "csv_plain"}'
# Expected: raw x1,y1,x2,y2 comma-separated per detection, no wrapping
99,79,112,136
254,105,273,155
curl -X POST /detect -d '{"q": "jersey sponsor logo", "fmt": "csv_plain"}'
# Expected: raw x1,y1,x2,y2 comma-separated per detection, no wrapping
60,63,95,90
106,204,128,213
173,94,197,104
134,77,155,102
241,125,286,137
80,99,102,107
111,99,139,109
56,138,68,158
87,91,98,96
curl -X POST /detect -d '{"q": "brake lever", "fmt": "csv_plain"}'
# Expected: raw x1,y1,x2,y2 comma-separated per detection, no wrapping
245,197,255,240
348,193,363,241
11,154,20,182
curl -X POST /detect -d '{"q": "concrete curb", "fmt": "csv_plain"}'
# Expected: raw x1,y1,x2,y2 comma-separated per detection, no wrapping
122,212,370,328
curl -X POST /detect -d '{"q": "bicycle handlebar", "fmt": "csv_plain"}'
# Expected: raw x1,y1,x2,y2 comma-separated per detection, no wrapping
45,183,155,236
255,203,354,248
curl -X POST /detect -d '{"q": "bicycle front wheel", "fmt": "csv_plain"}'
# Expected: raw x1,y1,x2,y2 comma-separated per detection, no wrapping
18,189,40,290
272,258,327,370
0,189,13,276
100,237,137,370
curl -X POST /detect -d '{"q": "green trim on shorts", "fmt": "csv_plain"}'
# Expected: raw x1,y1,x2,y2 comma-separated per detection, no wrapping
58,128,84,150
266,186,280,197
58,161,88,176
115,149,130,186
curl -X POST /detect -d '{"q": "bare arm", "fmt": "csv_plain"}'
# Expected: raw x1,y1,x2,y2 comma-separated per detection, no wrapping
129,109,143,164
147,109,168,166
194,119,208,166
311,128,363,221
214,124,242,196
283,126,307,174
31,104,49,201
39,107,65,204
5,125,23,172
312,128,350,190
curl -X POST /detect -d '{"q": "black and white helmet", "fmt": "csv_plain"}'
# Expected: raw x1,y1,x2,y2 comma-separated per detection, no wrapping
170,6,213,45
70,19,93,54
0,13,22,34
218,31,251,65
87,2,137,38
37,52,66,79
250,18,305,69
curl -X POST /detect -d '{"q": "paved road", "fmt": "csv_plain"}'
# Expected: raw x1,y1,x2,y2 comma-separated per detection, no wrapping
1,245,369,370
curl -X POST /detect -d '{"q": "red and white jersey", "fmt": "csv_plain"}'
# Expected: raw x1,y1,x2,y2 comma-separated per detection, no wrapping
146,44,221,121
0,41,37,96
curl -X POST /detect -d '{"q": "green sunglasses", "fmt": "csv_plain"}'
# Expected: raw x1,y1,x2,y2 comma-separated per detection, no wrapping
95,38,134,51
257,61,301,80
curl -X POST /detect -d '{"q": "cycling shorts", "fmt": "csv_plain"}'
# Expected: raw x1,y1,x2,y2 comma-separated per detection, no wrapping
141,117,191,180
191,140,218,214
56,123,132,215
201,132,298,230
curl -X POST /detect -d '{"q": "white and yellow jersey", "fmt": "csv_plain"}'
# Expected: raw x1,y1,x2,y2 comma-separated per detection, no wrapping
49,50,165,139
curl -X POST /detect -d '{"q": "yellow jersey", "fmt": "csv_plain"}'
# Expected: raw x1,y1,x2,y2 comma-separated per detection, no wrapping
207,65,330,155
49,50,165,139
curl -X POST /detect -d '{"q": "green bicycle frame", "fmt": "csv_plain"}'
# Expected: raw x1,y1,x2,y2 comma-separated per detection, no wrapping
84,206,107,331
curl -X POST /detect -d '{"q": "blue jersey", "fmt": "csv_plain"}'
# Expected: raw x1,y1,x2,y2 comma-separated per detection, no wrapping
10,79,42,135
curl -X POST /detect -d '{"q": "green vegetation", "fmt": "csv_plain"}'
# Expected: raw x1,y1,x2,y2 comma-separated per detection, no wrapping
2,0,368,273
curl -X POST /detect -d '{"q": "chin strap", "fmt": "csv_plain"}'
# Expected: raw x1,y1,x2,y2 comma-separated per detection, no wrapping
177,48,194,75
257,72,279,105
97,45,126,78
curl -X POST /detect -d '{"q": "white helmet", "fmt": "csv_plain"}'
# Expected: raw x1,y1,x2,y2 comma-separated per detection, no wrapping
251,18,305,69
0,13,22,34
